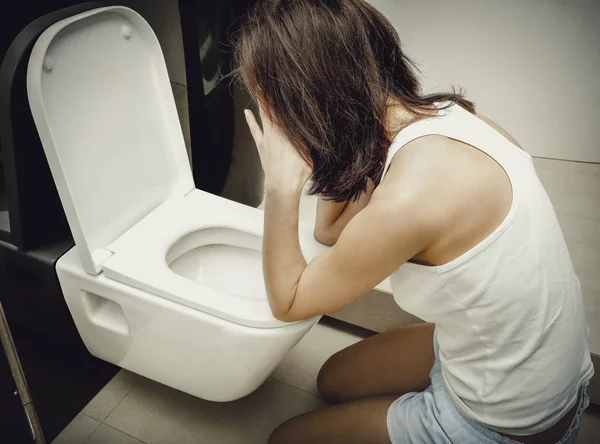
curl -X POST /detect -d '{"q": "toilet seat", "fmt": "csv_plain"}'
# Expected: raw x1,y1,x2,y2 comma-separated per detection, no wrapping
27,6,195,276
26,6,301,329
103,189,290,329
25,5,327,402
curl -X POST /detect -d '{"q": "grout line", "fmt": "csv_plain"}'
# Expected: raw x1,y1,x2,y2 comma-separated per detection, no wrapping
578,274,600,283
268,376,323,399
102,423,149,444
560,211,600,224
532,155,600,166
577,271,600,282
79,414,101,444
100,372,140,423
81,412,101,422
554,209,600,224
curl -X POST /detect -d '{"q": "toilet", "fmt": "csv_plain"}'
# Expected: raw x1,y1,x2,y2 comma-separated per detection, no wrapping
26,6,328,402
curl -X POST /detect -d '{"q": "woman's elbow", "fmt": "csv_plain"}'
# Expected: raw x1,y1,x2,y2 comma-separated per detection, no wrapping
313,226,338,246
271,307,307,323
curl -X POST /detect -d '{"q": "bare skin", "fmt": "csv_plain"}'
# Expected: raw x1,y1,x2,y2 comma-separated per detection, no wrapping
313,178,376,246
270,323,436,444
246,107,573,443
314,111,521,250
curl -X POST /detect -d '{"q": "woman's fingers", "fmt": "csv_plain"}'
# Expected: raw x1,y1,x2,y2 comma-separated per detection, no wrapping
244,109,263,149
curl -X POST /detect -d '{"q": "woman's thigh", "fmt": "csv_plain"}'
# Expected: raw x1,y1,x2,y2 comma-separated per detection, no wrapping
269,396,397,444
317,322,435,404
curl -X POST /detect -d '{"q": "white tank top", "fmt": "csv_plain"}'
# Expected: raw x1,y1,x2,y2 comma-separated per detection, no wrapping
381,103,594,435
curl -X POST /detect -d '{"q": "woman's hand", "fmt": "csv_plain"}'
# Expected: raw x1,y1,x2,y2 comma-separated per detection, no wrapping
244,107,312,195
244,106,311,320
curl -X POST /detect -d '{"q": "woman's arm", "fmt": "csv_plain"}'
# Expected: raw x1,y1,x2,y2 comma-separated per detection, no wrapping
262,179,438,322
314,179,376,246
245,107,442,323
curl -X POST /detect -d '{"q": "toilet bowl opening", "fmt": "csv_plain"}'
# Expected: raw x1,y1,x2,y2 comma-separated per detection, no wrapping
166,227,266,300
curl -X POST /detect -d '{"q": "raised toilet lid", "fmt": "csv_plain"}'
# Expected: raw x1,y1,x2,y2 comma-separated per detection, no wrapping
27,6,194,275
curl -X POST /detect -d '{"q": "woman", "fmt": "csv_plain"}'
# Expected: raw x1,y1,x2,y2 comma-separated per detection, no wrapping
233,1,594,443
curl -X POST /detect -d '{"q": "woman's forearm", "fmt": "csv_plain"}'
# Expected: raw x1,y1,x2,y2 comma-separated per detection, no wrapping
262,186,307,320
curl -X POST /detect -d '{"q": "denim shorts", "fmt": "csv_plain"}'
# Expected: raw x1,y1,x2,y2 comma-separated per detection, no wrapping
387,331,590,444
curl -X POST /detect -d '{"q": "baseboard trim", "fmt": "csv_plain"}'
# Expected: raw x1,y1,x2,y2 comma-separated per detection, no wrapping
320,315,377,339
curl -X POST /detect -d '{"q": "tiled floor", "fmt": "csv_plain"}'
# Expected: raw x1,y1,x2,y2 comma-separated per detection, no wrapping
52,158,600,444
51,322,362,444
52,321,600,444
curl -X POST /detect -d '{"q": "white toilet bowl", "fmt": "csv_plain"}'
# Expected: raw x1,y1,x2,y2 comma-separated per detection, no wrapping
26,6,328,401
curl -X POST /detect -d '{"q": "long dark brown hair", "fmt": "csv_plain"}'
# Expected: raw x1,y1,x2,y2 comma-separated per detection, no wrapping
233,0,475,202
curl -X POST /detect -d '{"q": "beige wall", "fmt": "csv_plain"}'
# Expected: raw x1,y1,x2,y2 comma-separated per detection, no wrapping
370,0,600,163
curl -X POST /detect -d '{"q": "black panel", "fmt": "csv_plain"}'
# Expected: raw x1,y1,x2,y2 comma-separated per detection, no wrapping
0,4,119,443
179,0,252,196
0,239,119,442
0,2,103,250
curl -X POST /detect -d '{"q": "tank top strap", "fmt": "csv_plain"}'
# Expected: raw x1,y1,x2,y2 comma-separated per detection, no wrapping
381,102,532,181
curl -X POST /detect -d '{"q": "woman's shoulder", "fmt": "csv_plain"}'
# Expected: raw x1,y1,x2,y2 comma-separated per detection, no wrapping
474,112,523,150
374,135,466,219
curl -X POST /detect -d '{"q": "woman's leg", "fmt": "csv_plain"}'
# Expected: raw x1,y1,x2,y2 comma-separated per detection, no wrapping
317,322,435,404
268,323,436,443
269,395,398,444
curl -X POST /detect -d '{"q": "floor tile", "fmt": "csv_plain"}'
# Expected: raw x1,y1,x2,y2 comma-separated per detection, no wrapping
51,414,99,444
104,377,325,444
329,289,423,333
577,403,600,444
84,424,145,444
83,370,140,422
271,322,366,395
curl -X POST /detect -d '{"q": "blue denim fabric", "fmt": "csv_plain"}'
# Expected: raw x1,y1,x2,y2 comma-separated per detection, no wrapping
387,331,590,444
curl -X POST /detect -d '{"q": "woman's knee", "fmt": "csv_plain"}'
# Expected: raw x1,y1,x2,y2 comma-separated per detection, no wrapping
268,418,297,444
317,351,345,403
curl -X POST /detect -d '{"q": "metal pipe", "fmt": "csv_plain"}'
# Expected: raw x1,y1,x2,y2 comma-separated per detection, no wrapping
0,299,46,444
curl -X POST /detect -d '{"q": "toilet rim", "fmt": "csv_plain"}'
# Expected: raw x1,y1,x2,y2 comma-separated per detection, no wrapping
24,6,325,329
102,189,297,329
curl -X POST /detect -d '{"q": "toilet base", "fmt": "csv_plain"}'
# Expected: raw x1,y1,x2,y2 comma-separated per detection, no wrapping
56,247,319,402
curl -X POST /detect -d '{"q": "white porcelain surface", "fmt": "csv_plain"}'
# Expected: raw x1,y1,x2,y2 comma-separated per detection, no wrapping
103,189,327,328
27,6,325,404
27,6,194,275
170,243,265,300
57,246,319,402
